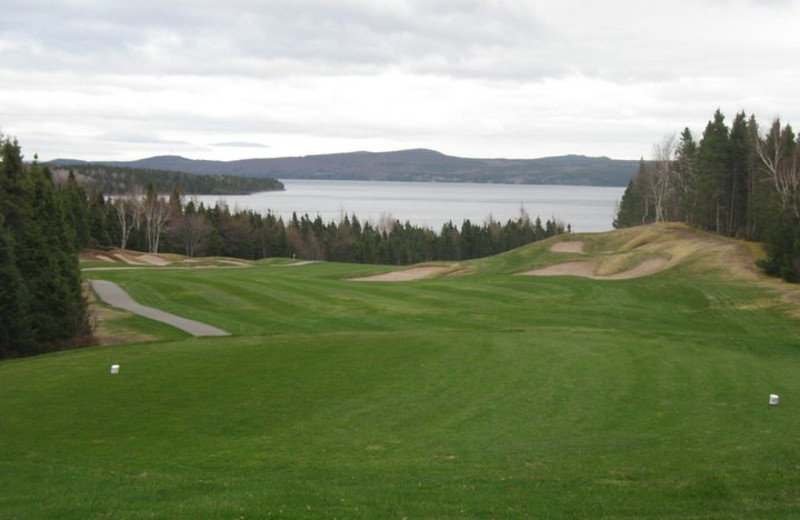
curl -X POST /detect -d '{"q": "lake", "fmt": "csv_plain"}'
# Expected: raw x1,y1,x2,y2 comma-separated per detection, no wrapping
194,180,626,233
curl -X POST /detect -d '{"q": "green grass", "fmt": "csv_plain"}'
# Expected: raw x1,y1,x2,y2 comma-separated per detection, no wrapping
3,227,800,518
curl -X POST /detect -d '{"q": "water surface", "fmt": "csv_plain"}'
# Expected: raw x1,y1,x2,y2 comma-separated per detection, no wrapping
194,180,625,233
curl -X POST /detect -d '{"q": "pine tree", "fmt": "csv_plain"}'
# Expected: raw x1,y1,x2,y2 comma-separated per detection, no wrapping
0,212,31,357
0,136,90,357
613,160,650,228
87,190,112,248
728,112,752,237
21,163,89,350
673,128,699,224
695,109,731,234
60,171,91,249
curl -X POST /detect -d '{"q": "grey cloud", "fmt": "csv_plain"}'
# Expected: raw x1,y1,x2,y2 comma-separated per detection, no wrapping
5,0,799,86
3,0,559,80
213,141,271,148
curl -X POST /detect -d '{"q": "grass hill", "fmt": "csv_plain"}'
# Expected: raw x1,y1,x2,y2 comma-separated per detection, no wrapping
2,224,800,518
57,149,640,186
47,164,284,195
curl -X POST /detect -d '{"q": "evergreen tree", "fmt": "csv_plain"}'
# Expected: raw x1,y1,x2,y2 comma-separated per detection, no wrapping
673,127,699,224
87,190,112,248
613,160,650,228
613,108,800,283
727,112,752,237
0,212,31,357
0,136,90,358
60,171,91,249
21,163,89,349
695,109,731,234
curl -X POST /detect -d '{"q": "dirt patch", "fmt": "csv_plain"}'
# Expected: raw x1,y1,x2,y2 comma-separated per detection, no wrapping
522,258,668,280
352,266,452,282
550,240,586,254
218,259,251,267
283,260,320,267
604,258,668,280
113,253,145,265
92,254,116,263
525,260,597,278
137,254,170,266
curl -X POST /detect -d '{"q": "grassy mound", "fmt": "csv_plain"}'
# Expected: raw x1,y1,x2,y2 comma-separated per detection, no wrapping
3,224,800,519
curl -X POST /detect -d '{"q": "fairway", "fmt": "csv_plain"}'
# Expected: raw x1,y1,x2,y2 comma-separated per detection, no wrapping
3,224,800,519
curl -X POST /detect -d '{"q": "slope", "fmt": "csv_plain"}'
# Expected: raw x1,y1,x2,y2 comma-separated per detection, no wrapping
65,149,640,186
1,224,800,519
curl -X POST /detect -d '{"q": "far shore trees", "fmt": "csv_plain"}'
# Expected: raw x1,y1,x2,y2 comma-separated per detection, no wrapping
62,180,570,265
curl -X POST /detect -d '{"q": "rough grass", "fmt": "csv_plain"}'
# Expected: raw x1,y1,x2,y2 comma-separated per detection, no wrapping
3,224,800,519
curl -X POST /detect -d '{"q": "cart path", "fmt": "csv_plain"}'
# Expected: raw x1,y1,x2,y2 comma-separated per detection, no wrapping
88,280,230,337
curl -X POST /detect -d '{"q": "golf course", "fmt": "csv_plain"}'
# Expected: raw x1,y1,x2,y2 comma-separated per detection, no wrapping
2,222,800,519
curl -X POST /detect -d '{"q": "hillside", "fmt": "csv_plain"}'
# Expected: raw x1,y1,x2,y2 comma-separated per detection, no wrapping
47,164,284,195
55,149,640,186
4,224,800,518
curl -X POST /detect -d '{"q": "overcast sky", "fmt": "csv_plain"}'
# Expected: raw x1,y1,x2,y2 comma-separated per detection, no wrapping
1,0,799,162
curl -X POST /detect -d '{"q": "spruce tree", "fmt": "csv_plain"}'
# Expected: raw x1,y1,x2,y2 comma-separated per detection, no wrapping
0,212,31,357
613,160,650,228
87,190,112,247
61,171,91,249
728,112,752,237
673,128,698,224
695,109,731,234
0,136,90,357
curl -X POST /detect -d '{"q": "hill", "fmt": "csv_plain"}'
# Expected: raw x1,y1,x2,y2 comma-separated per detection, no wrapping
3,224,800,518
47,164,284,195
56,149,640,186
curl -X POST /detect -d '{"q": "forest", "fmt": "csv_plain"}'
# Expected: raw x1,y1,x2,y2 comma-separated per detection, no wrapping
0,137,90,358
1,132,568,358
69,180,568,265
47,163,284,195
614,109,800,282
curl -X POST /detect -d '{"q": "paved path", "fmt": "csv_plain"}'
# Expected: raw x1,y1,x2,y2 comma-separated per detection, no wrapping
88,280,230,337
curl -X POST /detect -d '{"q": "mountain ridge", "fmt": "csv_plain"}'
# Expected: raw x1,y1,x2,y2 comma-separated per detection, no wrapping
49,149,639,186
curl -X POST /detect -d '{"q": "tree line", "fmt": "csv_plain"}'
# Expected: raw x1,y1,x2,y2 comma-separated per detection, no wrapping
1,136,90,358
614,109,800,282
2,132,568,358
49,164,284,195
71,180,569,264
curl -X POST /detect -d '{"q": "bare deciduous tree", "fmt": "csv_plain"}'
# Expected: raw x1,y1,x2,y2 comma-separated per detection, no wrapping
648,133,677,222
756,118,800,218
113,197,135,249
143,186,169,253
176,212,212,257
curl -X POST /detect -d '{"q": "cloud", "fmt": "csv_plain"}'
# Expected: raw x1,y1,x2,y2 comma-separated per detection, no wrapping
213,141,271,149
2,0,800,161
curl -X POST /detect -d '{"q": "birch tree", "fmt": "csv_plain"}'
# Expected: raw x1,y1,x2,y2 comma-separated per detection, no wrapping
143,184,169,253
757,118,799,218
649,134,676,222
114,197,135,249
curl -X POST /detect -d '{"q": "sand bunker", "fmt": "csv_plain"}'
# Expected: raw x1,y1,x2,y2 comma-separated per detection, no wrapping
92,254,116,263
353,266,451,282
219,259,251,267
113,253,144,265
138,254,169,266
550,241,586,254
523,258,668,280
